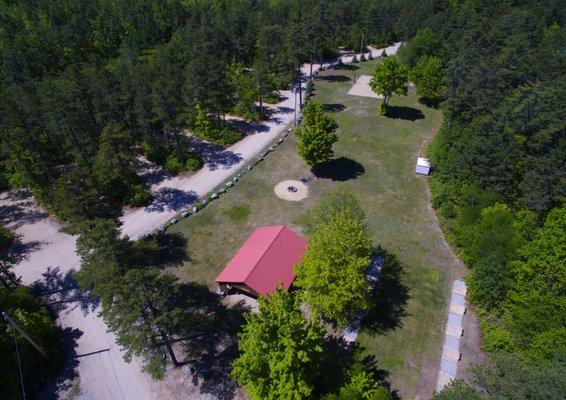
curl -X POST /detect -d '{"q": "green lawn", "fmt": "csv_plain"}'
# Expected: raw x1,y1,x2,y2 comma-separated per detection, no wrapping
168,59,455,398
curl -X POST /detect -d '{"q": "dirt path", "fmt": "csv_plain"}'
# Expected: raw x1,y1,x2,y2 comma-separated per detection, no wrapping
0,44,401,400
412,110,484,398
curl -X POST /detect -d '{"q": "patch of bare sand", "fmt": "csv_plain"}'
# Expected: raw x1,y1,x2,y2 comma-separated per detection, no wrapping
274,180,308,201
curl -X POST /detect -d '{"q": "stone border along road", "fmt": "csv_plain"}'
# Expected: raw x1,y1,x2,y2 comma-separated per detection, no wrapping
1,42,401,400
436,280,468,392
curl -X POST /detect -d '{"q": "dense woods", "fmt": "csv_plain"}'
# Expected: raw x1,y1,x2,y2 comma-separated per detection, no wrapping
0,0,404,225
399,0,565,397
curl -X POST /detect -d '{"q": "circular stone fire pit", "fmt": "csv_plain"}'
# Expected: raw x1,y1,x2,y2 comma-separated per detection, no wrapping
274,180,308,201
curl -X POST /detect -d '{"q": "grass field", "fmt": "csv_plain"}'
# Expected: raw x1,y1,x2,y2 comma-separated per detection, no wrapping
168,59,459,399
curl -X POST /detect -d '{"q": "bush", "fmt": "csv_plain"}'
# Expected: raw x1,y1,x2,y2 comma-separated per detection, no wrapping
141,139,169,165
263,92,282,104
352,54,359,63
131,184,152,207
439,201,457,219
185,153,203,171
381,49,388,57
164,154,183,174
480,321,514,353
192,102,244,146
377,102,389,115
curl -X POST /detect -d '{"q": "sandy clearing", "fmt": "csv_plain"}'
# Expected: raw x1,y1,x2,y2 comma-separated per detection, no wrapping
273,180,308,201
1,42,402,400
347,75,384,99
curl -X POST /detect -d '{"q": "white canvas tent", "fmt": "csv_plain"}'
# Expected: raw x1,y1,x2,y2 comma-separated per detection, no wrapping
415,157,431,175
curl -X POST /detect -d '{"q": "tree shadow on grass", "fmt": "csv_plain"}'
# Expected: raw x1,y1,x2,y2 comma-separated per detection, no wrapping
323,103,346,113
418,97,442,109
388,106,425,121
313,157,365,181
318,74,351,82
135,232,189,269
362,249,410,336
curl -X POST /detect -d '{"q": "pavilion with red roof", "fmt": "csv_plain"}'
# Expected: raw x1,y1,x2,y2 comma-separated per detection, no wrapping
215,225,307,297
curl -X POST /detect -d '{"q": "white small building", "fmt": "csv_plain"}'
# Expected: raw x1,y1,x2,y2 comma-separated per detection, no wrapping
415,157,431,175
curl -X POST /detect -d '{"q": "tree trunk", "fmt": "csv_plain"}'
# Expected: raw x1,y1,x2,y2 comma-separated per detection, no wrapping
309,55,313,80
146,303,180,367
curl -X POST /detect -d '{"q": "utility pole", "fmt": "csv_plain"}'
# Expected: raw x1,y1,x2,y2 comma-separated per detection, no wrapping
2,312,48,359
2,311,49,400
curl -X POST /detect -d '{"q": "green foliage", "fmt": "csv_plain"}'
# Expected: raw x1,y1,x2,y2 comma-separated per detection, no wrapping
132,184,152,207
323,372,391,400
468,255,510,310
397,28,444,68
0,286,62,400
480,320,514,353
473,351,566,399
377,102,389,116
469,203,520,266
75,219,130,302
369,57,409,106
503,206,566,359
185,153,203,171
410,55,444,100
432,380,483,400
295,101,338,167
165,154,184,174
100,268,185,379
295,208,372,326
231,290,326,400
192,101,243,146
227,61,261,121
75,220,192,377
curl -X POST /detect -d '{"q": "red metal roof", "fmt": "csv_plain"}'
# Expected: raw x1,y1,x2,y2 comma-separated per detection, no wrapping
214,225,307,296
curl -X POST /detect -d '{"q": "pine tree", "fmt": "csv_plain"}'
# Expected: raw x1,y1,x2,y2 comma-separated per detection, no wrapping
100,268,185,379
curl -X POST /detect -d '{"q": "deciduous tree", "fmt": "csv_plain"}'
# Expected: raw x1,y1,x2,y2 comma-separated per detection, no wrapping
231,290,326,400
295,101,338,166
369,57,408,114
295,208,372,326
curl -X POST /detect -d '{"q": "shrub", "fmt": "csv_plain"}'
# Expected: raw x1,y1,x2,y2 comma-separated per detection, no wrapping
352,54,359,63
131,184,152,207
360,52,367,62
480,321,514,353
141,139,169,165
263,92,282,104
185,153,203,171
164,154,183,174
439,201,457,219
381,49,388,57
377,102,389,115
